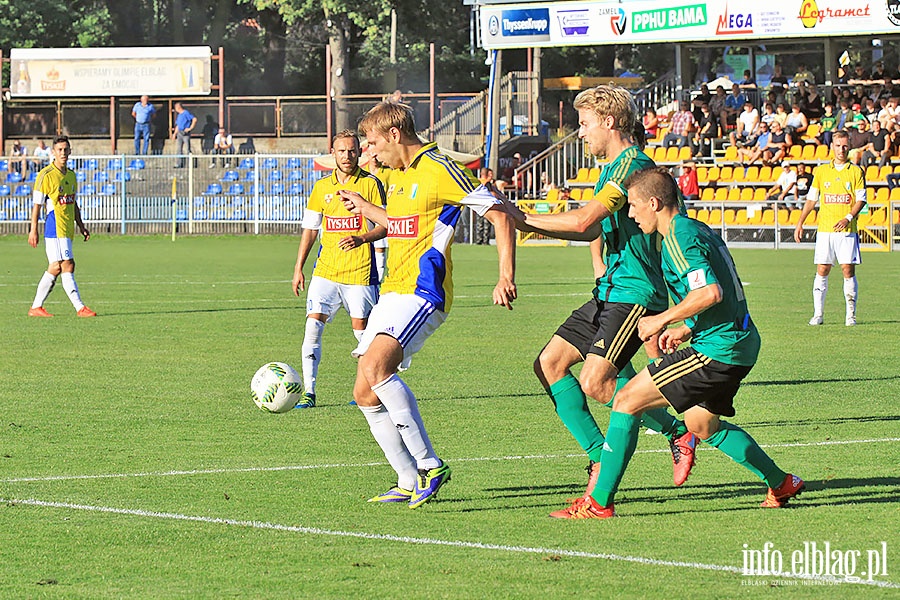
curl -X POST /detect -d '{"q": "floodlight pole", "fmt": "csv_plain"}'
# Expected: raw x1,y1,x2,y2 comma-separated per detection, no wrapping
430,43,436,135
325,44,333,151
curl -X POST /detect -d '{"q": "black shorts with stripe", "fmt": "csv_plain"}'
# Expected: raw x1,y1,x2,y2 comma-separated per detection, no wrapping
554,299,656,372
647,347,754,417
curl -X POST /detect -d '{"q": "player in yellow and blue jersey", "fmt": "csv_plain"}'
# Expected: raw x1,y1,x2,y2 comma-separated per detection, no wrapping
340,102,517,508
27,136,95,318
794,130,867,326
292,130,387,408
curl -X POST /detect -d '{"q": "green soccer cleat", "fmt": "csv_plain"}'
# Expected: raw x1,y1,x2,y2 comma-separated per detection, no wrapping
409,462,451,509
368,486,413,503
294,392,316,409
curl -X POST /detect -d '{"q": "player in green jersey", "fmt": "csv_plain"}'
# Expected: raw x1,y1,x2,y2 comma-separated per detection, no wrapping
562,166,804,519
505,85,697,518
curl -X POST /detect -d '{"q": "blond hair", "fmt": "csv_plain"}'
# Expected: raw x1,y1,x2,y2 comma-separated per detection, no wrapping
573,85,645,149
332,129,359,148
358,102,417,140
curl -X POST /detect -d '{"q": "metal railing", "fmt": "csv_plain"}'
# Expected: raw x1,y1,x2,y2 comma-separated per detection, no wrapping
509,130,592,200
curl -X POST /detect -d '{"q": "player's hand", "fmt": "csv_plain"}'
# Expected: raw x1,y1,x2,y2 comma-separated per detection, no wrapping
338,235,363,251
793,224,803,243
492,276,517,310
28,230,39,248
834,218,849,232
338,189,366,214
292,271,305,295
658,329,682,354
637,314,667,343
500,198,527,223
80,227,90,242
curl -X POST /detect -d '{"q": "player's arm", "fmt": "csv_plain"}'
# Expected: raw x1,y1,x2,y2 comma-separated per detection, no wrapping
338,224,387,251
590,236,606,280
638,284,722,346
338,190,388,226
73,200,90,241
292,227,319,295
505,183,618,241
28,177,46,248
482,205,517,310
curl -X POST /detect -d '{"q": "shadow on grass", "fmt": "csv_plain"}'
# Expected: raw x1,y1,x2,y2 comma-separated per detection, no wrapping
737,414,900,429
94,305,295,317
745,375,900,387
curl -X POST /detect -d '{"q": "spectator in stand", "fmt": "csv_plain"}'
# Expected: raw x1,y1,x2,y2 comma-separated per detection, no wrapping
131,95,156,156
729,101,759,148
200,115,218,159
878,96,900,132
886,171,900,190
738,69,757,96
171,102,197,168
31,140,51,170
692,84,712,122
800,85,824,120
737,122,769,165
877,80,895,102
765,162,799,209
497,152,523,192
848,64,870,84
709,85,728,132
212,127,234,168
761,120,792,166
859,119,892,168
794,163,814,203
773,103,789,129
818,103,837,146
663,101,695,149
861,97,879,123
872,61,887,83
677,161,699,205
693,103,718,158
8,140,27,174
793,63,815,86
643,107,659,140
784,104,809,138
846,118,870,165
760,102,776,128
835,100,855,131
723,83,747,129
769,64,790,106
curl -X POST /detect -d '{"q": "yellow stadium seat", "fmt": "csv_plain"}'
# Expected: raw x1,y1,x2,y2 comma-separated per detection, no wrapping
706,166,720,182
808,209,818,225
678,146,693,161
747,208,764,225
665,147,680,163
866,188,874,203
865,166,880,182
723,209,736,225
545,188,559,202
733,168,747,183
815,145,830,160
740,187,754,201
758,166,773,182
708,209,722,225
789,145,802,159
727,187,741,201
575,167,590,182
588,167,601,181
890,187,900,202
745,166,760,181
879,166,893,181
789,209,802,225
869,208,887,226
719,166,734,181
687,208,698,219
696,208,710,223
735,209,749,225
753,187,767,201
761,210,775,225
700,187,714,201
697,167,708,183
857,212,870,227
894,164,900,173
801,144,816,160
723,146,738,162
655,146,670,162
805,123,820,139
715,187,728,201
875,187,889,204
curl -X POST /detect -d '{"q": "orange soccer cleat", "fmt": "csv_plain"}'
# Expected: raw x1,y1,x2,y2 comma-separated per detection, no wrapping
28,307,54,318
77,306,97,318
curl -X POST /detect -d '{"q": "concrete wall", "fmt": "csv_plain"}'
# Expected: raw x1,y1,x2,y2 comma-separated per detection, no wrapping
6,136,331,157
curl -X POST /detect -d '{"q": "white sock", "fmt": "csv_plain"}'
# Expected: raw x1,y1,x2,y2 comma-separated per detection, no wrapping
301,318,325,395
32,271,56,308
372,374,440,470
60,272,85,311
843,276,858,318
359,404,417,490
812,274,828,317
353,328,365,343
375,252,386,282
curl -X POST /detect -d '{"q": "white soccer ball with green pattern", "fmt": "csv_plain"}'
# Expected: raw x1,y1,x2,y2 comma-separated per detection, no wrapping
251,362,303,413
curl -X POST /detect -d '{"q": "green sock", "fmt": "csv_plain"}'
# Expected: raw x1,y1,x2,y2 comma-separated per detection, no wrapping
640,408,689,441
703,421,787,488
548,374,605,463
590,411,640,507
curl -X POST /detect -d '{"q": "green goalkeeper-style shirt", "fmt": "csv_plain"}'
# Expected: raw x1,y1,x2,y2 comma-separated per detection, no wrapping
660,214,760,366
591,146,669,312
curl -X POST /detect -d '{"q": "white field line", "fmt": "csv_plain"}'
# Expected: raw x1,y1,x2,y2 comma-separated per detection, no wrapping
3,437,897,484
2,496,896,589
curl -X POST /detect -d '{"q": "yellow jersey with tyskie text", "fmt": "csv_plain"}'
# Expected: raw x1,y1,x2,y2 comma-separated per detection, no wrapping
35,163,78,240
808,162,866,233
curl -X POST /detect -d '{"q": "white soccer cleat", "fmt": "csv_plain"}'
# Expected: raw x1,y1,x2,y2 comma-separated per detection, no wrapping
808,315,823,326
845,316,856,326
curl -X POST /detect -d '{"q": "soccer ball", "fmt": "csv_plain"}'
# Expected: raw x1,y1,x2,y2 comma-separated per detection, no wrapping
250,362,303,413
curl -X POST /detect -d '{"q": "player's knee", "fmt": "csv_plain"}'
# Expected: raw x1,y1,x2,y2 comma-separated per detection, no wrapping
580,369,615,405
47,262,63,276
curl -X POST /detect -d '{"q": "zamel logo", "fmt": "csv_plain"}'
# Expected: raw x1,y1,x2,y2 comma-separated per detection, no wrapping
889,0,900,26
488,15,500,36
387,215,419,238
611,7,627,35
500,8,551,37
557,9,590,37
799,0,819,27
716,5,753,35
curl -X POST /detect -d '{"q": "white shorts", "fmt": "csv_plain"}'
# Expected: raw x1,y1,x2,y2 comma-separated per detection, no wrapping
45,237,74,263
373,237,388,250
814,232,861,266
352,293,447,363
306,276,378,321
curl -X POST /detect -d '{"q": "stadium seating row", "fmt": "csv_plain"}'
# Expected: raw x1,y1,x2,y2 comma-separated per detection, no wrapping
688,207,898,228
698,185,900,204
218,169,324,183
203,182,309,196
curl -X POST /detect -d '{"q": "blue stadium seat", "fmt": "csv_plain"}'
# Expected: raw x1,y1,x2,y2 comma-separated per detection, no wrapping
246,184,258,196
107,158,123,170
85,158,99,170
261,157,278,169
238,157,255,169
25,171,37,182
227,183,244,195
267,170,283,181
194,209,208,220
0,160,7,170
193,196,205,208
93,171,109,182
76,171,87,182
6,172,23,183
100,184,117,195
288,182,304,195
243,170,256,182
127,158,146,170
14,184,31,196
176,209,188,221
304,158,316,170
288,170,303,181
113,171,132,182
80,183,97,195
269,182,285,195
203,183,223,195
286,157,302,169
0,185,10,196
221,170,240,182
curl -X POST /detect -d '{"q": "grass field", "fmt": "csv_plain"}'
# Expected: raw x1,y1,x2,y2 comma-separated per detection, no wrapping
0,235,898,599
